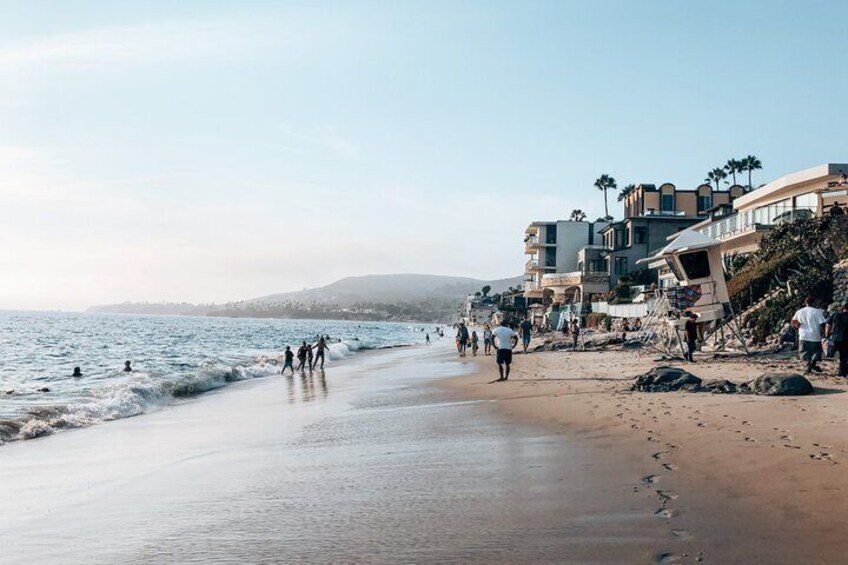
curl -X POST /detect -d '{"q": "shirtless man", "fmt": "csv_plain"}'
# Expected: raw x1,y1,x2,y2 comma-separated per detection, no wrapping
311,336,329,370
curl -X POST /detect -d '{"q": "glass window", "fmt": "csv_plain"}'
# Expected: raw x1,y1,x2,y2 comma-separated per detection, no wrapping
697,195,712,213
678,250,711,279
634,227,647,244
545,224,557,244
661,194,675,212
614,257,629,275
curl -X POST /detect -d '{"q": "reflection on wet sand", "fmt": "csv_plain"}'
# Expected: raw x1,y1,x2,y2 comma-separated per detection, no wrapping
286,370,329,403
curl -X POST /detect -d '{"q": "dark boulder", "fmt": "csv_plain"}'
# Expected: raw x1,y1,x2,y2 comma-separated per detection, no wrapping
632,366,702,392
745,373,814,396
701,379,738,394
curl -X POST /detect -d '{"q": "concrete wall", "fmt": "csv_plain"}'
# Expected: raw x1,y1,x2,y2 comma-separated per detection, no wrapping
554,221,608,273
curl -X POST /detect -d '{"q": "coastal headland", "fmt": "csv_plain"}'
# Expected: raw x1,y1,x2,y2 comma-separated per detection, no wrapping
443,341,848,564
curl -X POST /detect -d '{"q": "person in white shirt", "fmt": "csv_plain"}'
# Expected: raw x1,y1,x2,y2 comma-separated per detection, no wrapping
791,297,828,374
491,320,519,381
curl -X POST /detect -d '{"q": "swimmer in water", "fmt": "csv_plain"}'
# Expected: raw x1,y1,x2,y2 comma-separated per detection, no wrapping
72,367,83,378
124,361,133,372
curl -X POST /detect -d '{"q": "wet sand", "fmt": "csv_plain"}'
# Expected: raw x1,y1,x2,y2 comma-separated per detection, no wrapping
443,345,848,564
1,342,685,564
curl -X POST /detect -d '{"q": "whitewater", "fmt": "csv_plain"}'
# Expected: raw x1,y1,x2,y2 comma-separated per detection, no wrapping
0,311,431,444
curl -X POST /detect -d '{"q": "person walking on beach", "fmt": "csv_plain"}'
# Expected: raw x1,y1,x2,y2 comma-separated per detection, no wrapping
471,331,479,357
492,320,519,381
456,323,469,357
296,342,308,372
570,319,580,350
282,346,295,375
306,343,315,371
791,297,827,374
520,317,532,353
826,303,848,377
483,324,493,356
311,337,328,370
683,311,698,362
425,333,431,346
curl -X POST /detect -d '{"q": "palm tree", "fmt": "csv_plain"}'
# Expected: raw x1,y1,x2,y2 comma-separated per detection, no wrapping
594,174,617,219
724,159,743,185
705,167,727,191
742,155,762,188
617,184,635,202
569,209,586,222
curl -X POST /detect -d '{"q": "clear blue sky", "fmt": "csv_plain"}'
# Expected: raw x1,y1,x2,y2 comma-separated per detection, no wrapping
1,0,846,309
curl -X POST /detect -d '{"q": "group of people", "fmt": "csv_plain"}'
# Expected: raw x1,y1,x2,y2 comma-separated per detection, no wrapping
560,318,582,349
71,360,133,378
281,335,332,375
791,297,848,376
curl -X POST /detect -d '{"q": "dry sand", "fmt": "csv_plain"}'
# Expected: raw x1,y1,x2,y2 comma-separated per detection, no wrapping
442,343,848,564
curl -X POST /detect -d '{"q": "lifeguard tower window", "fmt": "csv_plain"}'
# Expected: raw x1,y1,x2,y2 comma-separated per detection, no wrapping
678,250,711,280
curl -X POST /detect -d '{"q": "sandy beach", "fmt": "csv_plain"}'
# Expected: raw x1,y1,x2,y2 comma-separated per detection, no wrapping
443,341,848,564
0,341,680,564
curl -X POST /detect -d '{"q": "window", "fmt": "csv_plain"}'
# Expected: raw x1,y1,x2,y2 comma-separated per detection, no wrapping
544,247,556,267
614,229,626,248
545,224,557,244
661,194,675,212
697,195,712,213
678,250,711,279
634,227,647,244
614,256,629,275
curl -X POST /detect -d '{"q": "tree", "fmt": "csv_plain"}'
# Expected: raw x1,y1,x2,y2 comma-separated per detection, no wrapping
569,209,586,221
617,183,635,202
742,155,762,189
705,167,727,191
481,285,491,297
594,174,617,219
724,159,743,185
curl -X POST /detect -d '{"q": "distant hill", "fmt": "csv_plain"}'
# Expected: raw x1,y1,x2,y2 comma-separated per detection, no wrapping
244,274,521,306
88,274,522,322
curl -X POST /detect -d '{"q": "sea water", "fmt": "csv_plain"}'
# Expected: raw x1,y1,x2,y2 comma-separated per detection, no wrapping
0,311,431,443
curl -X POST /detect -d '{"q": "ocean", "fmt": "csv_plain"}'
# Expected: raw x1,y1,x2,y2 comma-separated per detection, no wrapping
0,311,432,444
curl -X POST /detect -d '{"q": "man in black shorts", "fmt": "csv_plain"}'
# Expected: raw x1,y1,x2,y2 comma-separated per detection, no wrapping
491,320,519,381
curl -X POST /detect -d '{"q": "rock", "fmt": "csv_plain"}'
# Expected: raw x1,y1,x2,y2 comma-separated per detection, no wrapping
745,373,814,396
631,366,702,392
701,379,738,394
622,340,643,349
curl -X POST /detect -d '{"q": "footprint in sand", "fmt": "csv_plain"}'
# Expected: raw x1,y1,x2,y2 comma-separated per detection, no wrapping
662,463,679,471
670,529,694,540
652,451,667,461
657,490,679,501
643,474,660,484
654,508,679,519
697,422,707,428
744,437,758,443
810,452,837,463
654,552,685,564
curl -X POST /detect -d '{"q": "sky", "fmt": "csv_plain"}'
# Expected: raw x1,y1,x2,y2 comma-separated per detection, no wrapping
1,0,847,310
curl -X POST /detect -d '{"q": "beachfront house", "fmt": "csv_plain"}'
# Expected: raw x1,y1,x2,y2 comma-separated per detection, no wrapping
600,183,745,288
523,220,610,304
691,163,848,257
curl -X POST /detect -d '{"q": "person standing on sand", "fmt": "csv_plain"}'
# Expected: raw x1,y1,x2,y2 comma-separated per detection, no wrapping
471,331,479,357
570,319,580,349
520,318,532,353
492,320,519,381
791,297,827,374
311,337,328,370
456,323,469,357
282,346,295,375
683,311,698,362
483,324,493,356
296,342,308,372
425,333,431,346
826,303,848,377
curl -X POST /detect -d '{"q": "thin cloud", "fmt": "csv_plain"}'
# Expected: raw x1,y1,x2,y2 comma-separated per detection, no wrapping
0,17,276,71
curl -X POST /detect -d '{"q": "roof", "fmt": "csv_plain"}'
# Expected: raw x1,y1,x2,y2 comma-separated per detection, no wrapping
636,229,720,265
733,163,848,210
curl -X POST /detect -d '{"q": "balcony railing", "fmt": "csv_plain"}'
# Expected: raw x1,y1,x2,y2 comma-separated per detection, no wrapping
542,270,609,287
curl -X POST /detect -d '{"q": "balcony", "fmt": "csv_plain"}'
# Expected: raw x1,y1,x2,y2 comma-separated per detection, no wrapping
542,271,609,288
524,235,556,253
525,258,556,273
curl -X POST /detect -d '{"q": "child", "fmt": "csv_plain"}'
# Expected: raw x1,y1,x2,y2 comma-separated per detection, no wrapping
471,331,479,357
282,346,295,375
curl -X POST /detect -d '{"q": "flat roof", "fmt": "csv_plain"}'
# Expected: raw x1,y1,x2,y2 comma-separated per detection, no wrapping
733,163,848,210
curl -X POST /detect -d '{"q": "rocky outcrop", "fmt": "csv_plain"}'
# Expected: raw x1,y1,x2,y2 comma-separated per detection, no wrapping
835,259,848,304
631,368,814,396
631,366,702,392
742,373,814,396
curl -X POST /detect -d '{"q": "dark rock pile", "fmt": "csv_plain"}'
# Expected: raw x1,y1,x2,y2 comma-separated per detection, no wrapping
631,367,814,396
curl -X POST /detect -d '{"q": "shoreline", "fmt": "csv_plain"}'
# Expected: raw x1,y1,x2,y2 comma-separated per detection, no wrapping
439,342,848,563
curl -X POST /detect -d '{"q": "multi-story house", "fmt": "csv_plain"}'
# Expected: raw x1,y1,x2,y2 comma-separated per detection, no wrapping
523,220,609,303
601,182,745,287
692,163,848,256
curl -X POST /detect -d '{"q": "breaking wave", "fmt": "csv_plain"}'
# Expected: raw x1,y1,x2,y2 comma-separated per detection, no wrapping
0,338,376,445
